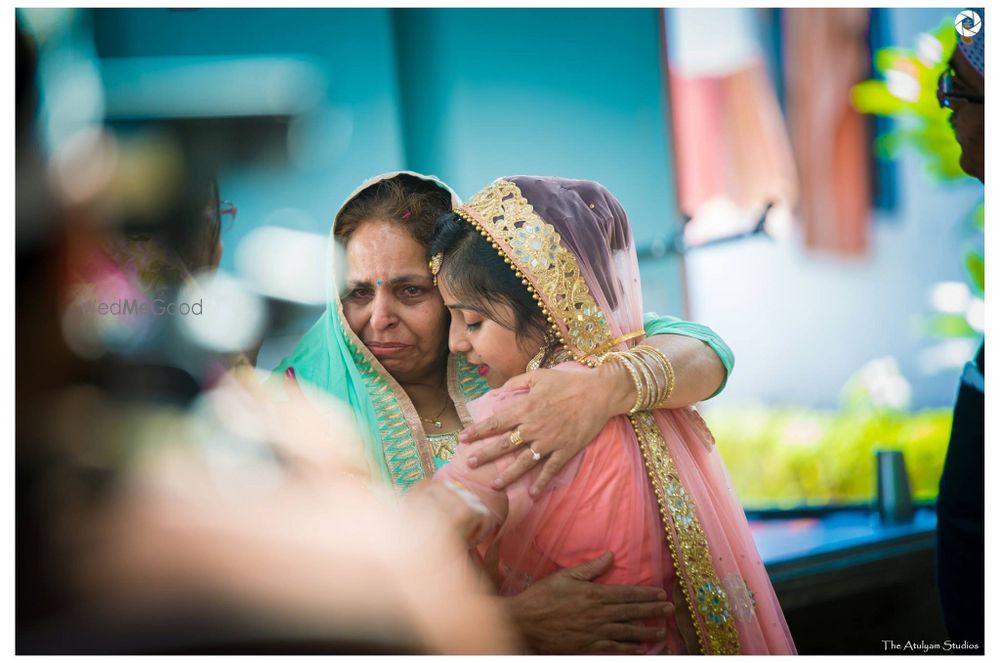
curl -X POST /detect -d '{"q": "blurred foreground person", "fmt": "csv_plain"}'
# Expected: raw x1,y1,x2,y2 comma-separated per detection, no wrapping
15,23,514,654
934,9,985,651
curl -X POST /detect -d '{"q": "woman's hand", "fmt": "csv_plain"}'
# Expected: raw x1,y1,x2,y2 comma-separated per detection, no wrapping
408,478,493,546
459,335,726,493
457,363,631,495
505,552,673,654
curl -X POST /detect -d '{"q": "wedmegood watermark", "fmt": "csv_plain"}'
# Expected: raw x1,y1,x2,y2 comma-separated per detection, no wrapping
78,298,204,316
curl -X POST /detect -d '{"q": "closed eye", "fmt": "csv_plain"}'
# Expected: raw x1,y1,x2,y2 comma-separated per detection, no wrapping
400,285,427,298
346,287,373,301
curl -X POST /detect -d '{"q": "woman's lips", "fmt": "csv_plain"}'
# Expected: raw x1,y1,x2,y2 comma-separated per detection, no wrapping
477,364,490,377
367,342,410,357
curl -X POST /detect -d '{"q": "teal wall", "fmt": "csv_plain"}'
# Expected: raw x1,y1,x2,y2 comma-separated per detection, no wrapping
392,9,685,315
91,8,688,327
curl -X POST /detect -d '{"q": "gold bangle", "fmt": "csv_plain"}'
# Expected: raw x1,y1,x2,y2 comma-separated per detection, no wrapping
629,350,657,411
599,351,644,415
636,345,675,408
640,350,665,409
621,345,672,411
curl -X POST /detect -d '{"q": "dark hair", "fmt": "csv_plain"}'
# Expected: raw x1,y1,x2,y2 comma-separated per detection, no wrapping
335,174,453,245
427,212,548,350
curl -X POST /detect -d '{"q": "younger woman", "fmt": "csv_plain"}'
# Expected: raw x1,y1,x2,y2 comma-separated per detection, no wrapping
431,176,796,655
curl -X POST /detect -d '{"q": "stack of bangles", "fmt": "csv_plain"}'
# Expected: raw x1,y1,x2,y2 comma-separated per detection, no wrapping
596,344,676,415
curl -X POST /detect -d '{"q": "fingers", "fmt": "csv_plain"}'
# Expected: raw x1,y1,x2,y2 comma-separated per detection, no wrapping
565,551,615,581
459,406,522,449
466,431,517,468
486,445,542,489
584,582,668,603
598,622,667,644
497,372,535,393
441,480,493,543
600,601,675,622
411,480,490,545
459,379,533,446
584,640,646,654
529,451,570,496
462,416,532,470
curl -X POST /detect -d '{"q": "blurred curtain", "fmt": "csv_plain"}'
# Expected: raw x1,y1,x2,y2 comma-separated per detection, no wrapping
784,8,872,255
664,9,797,245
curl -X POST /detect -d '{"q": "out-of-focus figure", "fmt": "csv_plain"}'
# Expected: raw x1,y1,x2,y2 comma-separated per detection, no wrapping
15,18,515,654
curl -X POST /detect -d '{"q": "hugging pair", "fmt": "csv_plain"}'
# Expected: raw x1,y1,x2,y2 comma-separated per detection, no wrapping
277,173,794,655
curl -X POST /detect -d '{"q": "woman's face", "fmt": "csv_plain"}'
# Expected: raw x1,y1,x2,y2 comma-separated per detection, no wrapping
438,276,542,389
341,220,449,383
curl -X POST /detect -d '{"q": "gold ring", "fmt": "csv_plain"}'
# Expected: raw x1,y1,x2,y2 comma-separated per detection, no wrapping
509,429,525,447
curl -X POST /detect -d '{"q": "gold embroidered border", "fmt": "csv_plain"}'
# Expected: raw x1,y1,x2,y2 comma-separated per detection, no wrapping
427,431,459,462
337,302,436,491
456,179,613,365
629,411,742,655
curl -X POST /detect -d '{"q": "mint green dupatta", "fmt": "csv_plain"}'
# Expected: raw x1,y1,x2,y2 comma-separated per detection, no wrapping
271,172,489,492
273,308,490,491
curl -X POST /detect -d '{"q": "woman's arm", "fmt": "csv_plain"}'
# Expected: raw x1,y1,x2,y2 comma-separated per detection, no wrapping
458,314,732,493
640,312,733,402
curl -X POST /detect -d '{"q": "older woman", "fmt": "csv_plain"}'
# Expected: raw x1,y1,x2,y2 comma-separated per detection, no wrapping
274,171,734,653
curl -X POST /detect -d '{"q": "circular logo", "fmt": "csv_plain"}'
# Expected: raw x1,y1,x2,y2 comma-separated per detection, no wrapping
955,10,982,38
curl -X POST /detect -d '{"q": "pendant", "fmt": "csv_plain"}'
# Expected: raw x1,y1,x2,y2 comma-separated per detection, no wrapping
434,420,443,429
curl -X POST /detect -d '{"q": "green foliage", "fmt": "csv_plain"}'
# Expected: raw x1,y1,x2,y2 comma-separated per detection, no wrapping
851,18,984,341
851,18,967,181
966,250,984,294
926,312,976,338
972,203,984,230
705,406,951,509
962,202,985,301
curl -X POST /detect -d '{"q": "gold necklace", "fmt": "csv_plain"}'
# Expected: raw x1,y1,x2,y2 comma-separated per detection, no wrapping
420,397,449,429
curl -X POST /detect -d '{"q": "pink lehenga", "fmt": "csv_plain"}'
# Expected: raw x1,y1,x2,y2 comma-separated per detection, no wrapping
435,176,795,655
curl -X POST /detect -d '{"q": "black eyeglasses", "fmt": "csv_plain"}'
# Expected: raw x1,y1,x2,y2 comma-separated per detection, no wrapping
938,69,984,108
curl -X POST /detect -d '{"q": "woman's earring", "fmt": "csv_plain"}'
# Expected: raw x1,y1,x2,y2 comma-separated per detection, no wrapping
527,330,559,371
527,345,547,372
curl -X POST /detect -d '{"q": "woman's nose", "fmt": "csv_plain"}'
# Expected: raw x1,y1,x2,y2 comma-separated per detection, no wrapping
368,291,398,331
448,318,471,354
